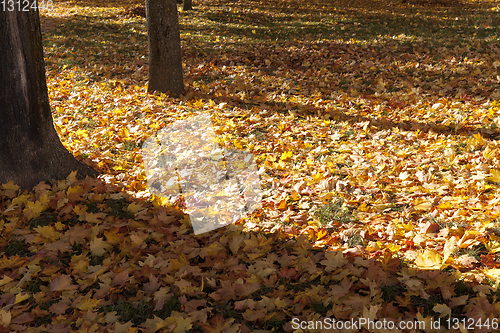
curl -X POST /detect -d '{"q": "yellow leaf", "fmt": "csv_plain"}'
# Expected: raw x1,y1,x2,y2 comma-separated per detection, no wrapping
76,129,88,138
280,151,293,161
274,297,289,309
142,316,166,332
67,185,82,195
85,212,105,224
473,132,486,146
90,237,112,256
104,228,124,246
312,172,323,182
375,163,386,173
486,240,500,253
290,191,301,201
320,251,347,272
14,292,30,304
73,204,87,216
488,169,500,183
414,201,432,211
438,201,453,209
234,139,243,149
119,127,129,138
229,235,245,254
443,237,458,263
357,202,368,212
433,304,451,318
373,203,390,212
484,269,500,285
415,249,443,270
24,200,47,220
76,298,101,311
483,147,495,159
386,244,401,253
0,309,11,326
0,275,13,287
277,199,287,211
127,202,144,214
164,312,192,333
130,234,144,247
34,225,58,240
1,181,19,191
12,194,29,206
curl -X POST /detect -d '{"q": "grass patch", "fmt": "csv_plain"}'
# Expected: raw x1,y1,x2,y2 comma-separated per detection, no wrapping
100,294,181,325
4,239,33,257
315,198,356,226
105,198,134,219
29,212,57,229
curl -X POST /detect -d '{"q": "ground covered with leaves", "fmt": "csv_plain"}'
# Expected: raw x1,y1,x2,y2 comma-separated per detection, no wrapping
2,0,500,331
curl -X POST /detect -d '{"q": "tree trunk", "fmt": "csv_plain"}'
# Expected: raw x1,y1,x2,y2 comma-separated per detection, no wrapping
146,0,184,96
0,8,98,189
183,0,193,11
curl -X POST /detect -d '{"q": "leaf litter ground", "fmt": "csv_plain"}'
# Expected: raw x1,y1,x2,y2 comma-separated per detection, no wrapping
2,0,500,331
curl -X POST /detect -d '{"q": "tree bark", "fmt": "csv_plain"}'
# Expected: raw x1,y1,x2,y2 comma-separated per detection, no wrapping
183,0,193,11
0,8,98,189
146,0,184,96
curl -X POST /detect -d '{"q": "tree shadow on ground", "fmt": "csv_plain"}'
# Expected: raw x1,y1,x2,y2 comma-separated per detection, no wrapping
0,176,495,330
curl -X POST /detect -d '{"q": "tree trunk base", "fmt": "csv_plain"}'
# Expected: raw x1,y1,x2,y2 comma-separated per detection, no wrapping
0,9,99,189
0,137,99,189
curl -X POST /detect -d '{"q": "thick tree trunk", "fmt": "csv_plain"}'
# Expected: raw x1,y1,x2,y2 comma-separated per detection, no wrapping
146,0,184,96
183,0,193,11
0,8,98,188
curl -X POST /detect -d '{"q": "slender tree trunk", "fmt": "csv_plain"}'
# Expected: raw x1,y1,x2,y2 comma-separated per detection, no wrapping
146,0,184,96
183,0,193,11
0,8,98,188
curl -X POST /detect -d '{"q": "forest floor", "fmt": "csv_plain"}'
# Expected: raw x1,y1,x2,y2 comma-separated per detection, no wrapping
2,0,500,331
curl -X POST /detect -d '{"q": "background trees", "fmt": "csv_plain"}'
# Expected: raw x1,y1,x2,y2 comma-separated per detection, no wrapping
146,0,184,96
177,0,193,11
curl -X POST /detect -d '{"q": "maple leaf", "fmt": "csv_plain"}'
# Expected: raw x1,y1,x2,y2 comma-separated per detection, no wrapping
164,312,192,333
199,315,239,333
433,303,452,318
141,315,166,333
415,249,444,270
320,251,347,272
75,297,100,311
89,237,112,256
49,301,71,315
0,310,11,326
111,269,130,287
50,274,77,292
